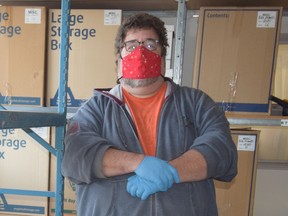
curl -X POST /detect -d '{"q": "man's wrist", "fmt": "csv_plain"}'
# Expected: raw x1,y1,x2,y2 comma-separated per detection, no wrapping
133,154,145,172
102,148,145,176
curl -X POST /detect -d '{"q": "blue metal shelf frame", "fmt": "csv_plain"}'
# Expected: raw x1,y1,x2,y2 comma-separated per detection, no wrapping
0,0,71,215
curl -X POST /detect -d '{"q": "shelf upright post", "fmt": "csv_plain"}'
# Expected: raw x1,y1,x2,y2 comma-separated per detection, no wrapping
173,0,187,85
54,0,71,215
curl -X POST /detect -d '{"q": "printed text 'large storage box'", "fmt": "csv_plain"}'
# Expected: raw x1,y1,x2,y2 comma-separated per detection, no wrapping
46,9,121,107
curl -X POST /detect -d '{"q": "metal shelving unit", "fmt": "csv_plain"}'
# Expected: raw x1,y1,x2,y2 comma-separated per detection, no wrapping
0,0,71,215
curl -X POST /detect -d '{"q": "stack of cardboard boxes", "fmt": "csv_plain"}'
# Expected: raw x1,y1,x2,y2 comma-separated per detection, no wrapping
0,6,49,216
0,6,122,216
192,7,283,216
215,129,260,216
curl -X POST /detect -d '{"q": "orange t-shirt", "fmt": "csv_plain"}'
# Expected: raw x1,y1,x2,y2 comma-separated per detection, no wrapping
123,83,167,156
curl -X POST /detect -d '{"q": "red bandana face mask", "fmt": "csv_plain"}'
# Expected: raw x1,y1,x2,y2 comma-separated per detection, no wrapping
121,46,161,79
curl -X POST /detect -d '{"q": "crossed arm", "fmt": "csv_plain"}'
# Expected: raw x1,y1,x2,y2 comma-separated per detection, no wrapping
102,148,207,199
102,147,207,182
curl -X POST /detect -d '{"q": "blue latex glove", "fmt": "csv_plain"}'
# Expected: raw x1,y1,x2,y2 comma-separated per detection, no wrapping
135,156,180,191
127,175,160,200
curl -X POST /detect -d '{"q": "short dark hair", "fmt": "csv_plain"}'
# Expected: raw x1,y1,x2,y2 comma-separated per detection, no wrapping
115,13,168,57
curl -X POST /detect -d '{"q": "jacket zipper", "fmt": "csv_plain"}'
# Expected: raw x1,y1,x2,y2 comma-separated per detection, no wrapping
119,104,144,153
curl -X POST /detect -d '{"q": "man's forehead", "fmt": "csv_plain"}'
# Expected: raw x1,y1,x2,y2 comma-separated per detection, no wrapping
124,28,157,40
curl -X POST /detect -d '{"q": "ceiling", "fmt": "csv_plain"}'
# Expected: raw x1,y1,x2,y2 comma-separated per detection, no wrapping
0,0,288,11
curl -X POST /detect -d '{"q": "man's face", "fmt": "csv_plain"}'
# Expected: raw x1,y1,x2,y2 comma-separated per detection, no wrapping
118,28,165,88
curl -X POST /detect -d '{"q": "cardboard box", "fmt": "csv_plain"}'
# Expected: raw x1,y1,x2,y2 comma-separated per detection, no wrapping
215,129,259,216
49,174,76,215
193,7,282,114
46,9,122,107
0,128,50,215
252,126,288,161
49,124,76,215
0,6,46,106
273,44,288,100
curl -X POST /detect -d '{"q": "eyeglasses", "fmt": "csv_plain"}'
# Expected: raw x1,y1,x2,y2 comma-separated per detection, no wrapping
122,39,159,52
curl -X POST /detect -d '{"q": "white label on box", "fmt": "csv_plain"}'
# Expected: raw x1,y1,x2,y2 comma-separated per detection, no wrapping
237,135,256,151
25,8,42,24
104,10,122,25
256,11,277,28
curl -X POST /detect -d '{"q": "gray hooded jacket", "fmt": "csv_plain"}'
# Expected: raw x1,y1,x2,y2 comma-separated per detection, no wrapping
62,79,237,216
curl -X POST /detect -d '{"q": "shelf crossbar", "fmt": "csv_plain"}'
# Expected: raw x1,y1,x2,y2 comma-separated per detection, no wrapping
228,117,287,127
0,189,55,198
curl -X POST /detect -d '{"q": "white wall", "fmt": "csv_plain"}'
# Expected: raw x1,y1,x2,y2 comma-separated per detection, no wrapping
280,15,288,34
253,163,288,216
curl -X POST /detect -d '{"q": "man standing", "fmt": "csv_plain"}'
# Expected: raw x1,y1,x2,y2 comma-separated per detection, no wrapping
62,13,237,216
